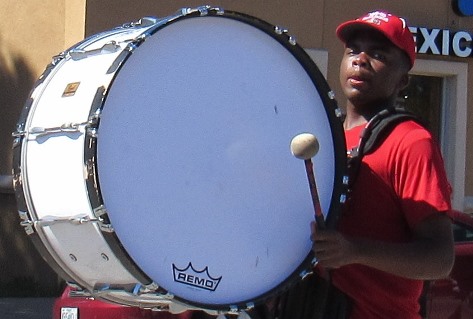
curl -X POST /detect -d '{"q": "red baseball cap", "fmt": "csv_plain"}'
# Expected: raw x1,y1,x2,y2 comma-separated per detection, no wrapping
336,11,416,68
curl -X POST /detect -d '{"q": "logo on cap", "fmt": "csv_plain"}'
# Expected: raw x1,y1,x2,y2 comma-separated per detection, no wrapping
360,11,408,30
360,11,390,25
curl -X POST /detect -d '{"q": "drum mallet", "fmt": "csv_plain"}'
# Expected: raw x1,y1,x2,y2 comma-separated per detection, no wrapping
290,133,326,230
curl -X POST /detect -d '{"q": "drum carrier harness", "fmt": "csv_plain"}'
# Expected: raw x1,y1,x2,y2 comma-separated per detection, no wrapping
345,106,425,199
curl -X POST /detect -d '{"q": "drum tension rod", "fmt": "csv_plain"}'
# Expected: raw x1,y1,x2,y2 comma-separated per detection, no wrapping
32,214,101,227
13,121,89,139
69,41,121,61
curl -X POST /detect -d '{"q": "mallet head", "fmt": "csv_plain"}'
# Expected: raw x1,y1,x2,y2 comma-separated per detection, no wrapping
290,133,319,160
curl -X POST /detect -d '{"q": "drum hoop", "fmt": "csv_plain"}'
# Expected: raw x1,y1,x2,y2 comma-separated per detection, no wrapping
89,8,347,311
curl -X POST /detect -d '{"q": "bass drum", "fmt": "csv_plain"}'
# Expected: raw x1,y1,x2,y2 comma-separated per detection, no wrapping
13,6,346,313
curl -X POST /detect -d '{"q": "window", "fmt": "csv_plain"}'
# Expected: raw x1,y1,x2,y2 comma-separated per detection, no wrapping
399,74,443,141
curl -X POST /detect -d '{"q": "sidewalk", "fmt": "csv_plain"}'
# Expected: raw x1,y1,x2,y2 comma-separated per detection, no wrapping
0,298,55,319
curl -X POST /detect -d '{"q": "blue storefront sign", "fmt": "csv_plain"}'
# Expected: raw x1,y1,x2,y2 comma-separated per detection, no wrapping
453,0,473,16
410,26,472,58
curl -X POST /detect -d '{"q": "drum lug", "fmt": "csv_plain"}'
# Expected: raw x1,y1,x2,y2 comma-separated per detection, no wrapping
181,5,210,16
12,127,27,139
140,282,160,293
311,256,319,267
12,135,22,149
12,124,26,150
288,35,297,45
18,211,35,235
299,269,313,280
339,175,350,204
130,282,172,298
274,26,297,45
93,205,107,217
244,303,255,311
12,172,22,195
274,25,288,35
51,52,66,66
122,16,162,29
86,127,98,139
106,43,137,74
226,305,254,314
19,221,35,235
180,5,224,17
342,175,350,187
335,107,344,118
99,223,115,233
92,206,115,232
326,90,344,121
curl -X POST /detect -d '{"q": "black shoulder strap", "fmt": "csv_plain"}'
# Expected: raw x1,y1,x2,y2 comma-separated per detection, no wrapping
360,107,423,156
346,107,424,192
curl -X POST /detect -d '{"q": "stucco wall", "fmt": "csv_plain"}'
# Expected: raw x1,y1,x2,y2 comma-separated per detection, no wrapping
84,0,473,197
0,0,85,296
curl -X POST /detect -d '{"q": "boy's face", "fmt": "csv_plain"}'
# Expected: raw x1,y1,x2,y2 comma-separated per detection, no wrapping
339,29,410,110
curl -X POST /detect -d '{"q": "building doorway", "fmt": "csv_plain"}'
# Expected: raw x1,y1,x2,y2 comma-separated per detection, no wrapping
403,60,468,211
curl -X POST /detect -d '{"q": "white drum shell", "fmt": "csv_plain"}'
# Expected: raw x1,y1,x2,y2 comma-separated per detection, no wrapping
14,23,168,307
